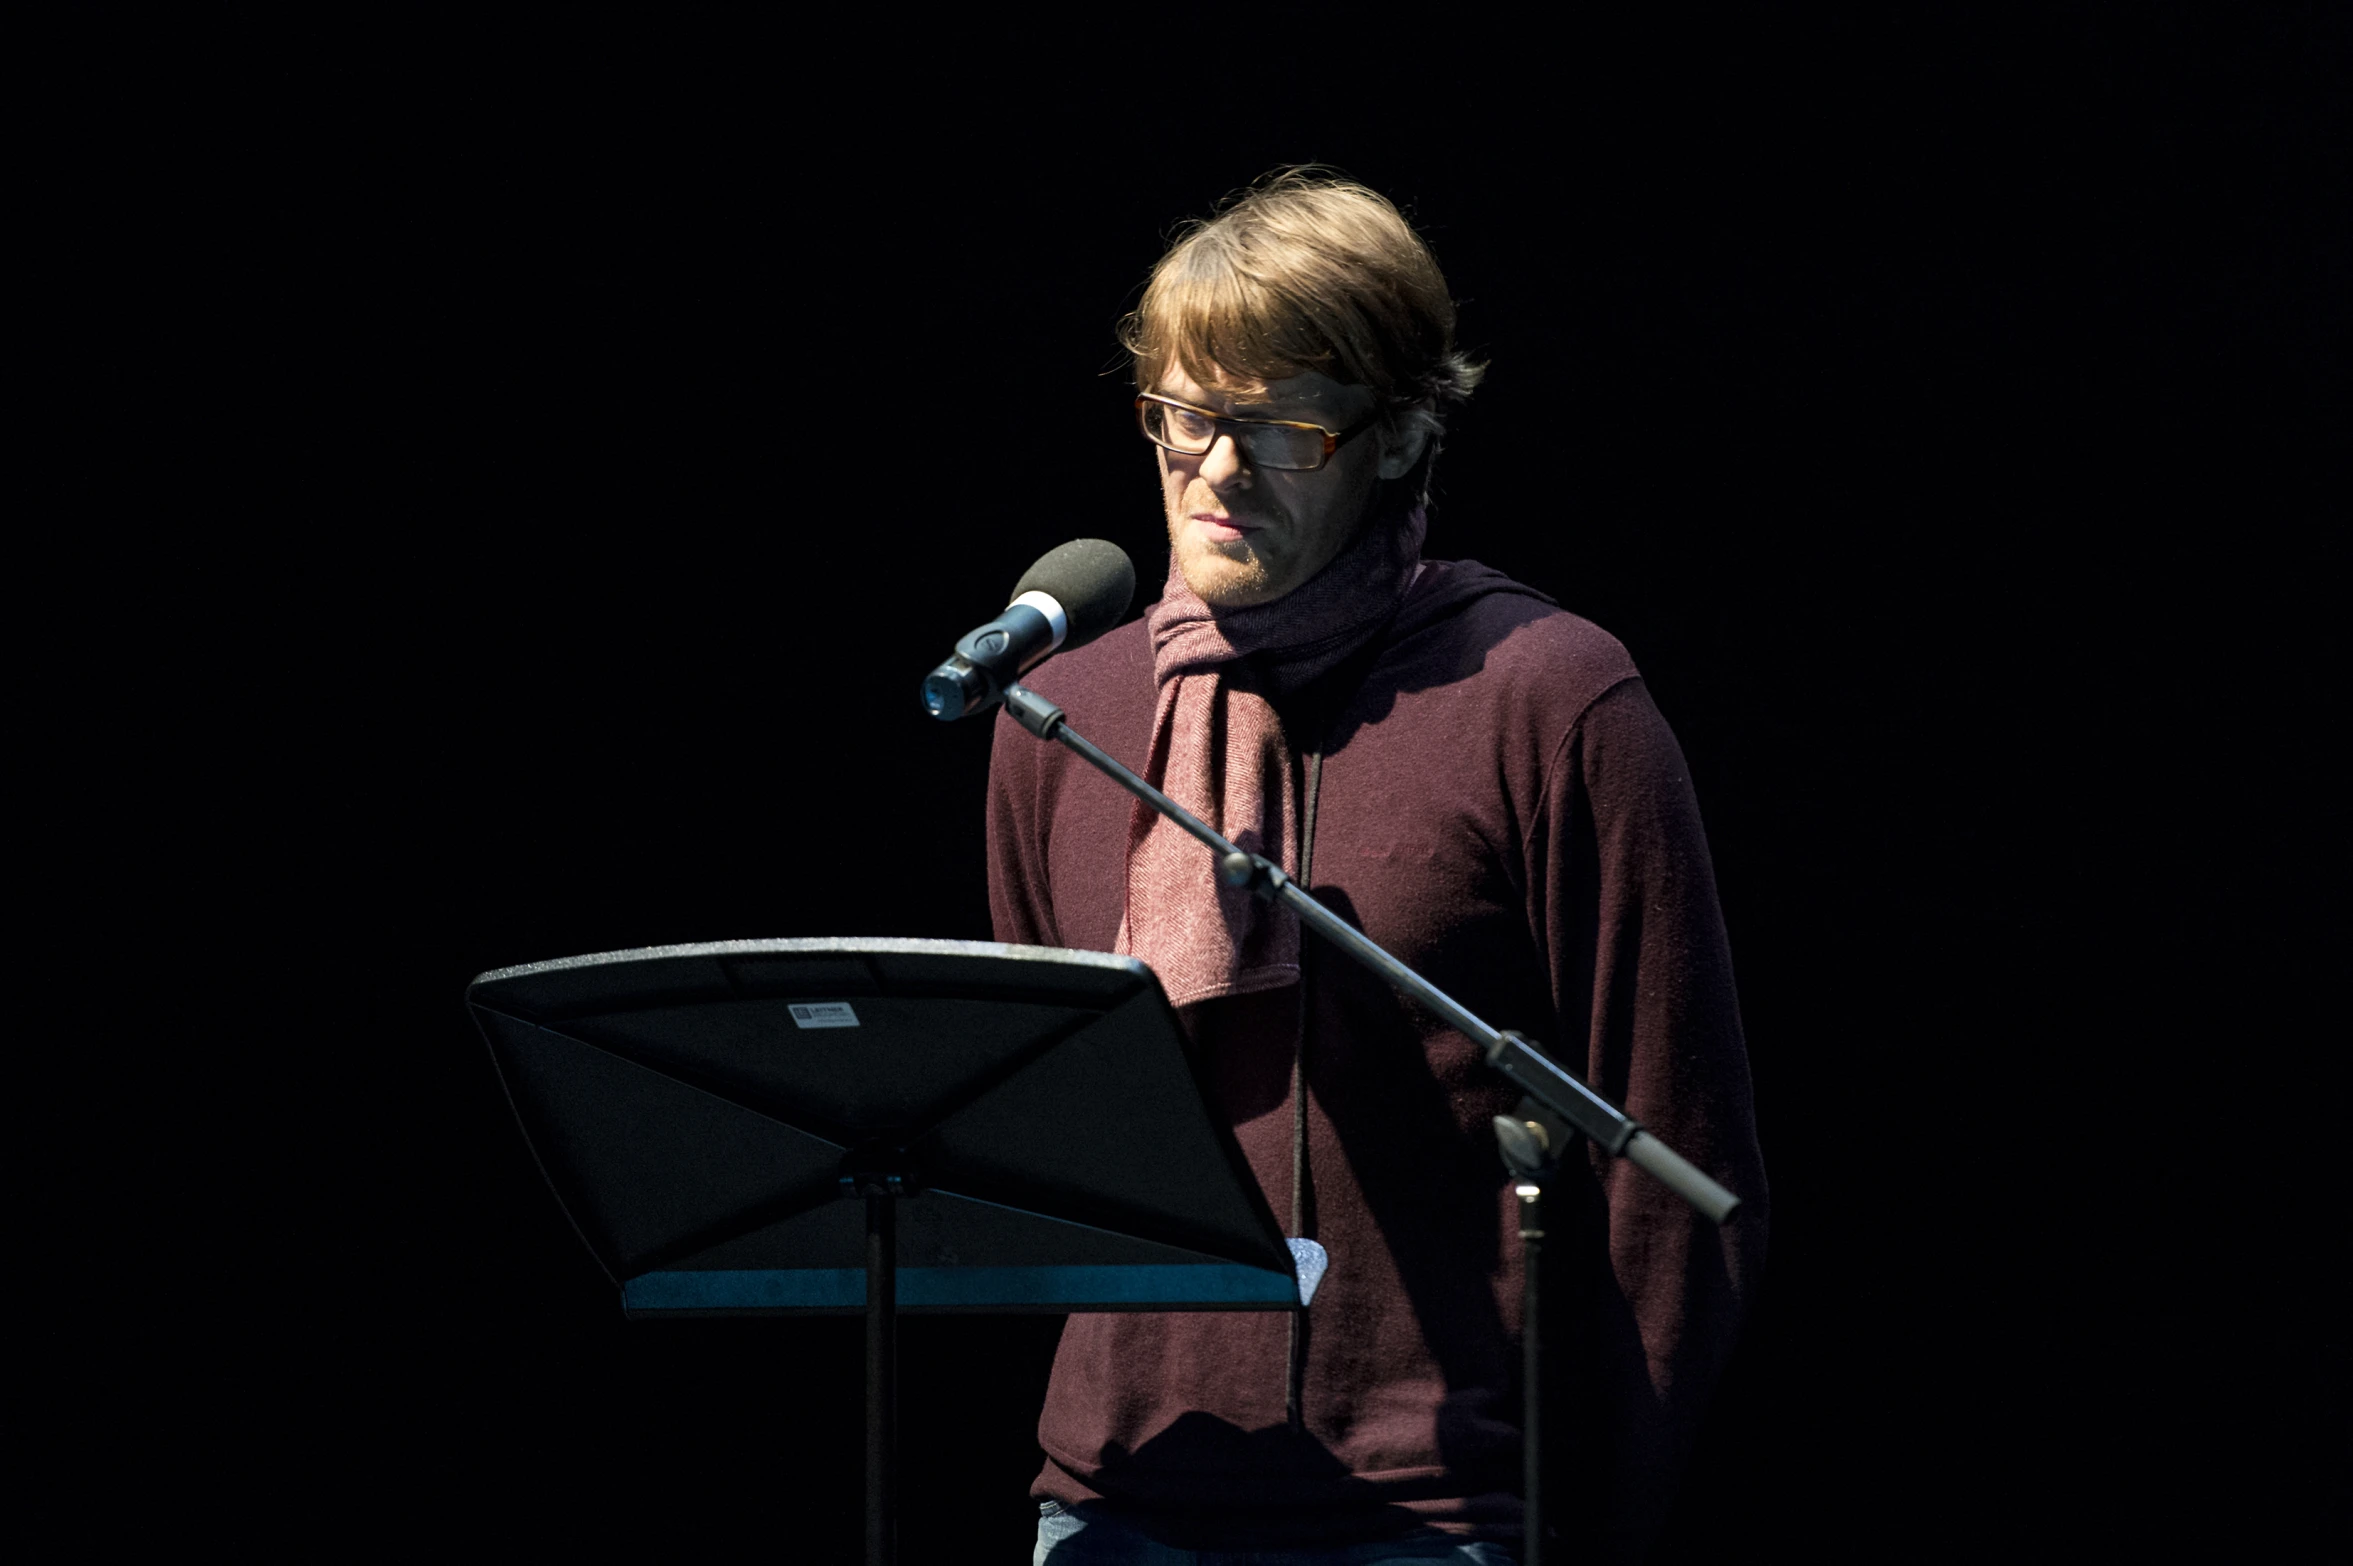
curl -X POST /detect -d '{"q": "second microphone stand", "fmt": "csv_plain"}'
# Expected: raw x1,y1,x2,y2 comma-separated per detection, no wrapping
1000,682,1743,1566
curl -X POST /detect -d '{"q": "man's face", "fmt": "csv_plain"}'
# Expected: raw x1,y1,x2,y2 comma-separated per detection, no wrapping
1155,363,1412,609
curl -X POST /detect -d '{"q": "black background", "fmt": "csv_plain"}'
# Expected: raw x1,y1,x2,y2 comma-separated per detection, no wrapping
185,10,2344,1561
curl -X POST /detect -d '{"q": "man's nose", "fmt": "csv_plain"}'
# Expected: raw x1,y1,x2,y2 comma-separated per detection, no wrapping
1199,432,1252,491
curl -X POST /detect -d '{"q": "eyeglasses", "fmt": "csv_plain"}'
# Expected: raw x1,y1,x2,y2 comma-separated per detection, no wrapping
1135,392,1378,473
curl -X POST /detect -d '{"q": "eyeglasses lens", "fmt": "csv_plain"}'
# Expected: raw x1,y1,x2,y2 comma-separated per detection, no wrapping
1151,402,1217,452
1246,427,1322,470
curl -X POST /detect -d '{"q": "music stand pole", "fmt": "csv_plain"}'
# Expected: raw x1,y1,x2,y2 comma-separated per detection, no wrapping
866,1190,897,1566
844,1157,913,1566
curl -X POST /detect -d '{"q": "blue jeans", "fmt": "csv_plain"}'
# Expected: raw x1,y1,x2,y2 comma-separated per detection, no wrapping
1033,1501,1518,1565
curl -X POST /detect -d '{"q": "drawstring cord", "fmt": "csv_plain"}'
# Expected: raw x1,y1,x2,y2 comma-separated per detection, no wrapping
1286,749,1322,1432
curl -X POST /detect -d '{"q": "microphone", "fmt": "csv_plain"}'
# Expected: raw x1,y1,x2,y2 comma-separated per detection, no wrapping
922,539,1136,720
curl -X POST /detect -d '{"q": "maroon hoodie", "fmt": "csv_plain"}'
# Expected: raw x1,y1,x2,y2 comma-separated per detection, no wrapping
985,560,1767,1557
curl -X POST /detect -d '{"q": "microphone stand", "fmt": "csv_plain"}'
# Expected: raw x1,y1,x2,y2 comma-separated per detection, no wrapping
1001,683,1740,1219
1000,682,1743,1566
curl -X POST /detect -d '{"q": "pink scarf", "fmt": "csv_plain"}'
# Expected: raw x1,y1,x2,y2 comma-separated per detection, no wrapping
1115,506,1427,1009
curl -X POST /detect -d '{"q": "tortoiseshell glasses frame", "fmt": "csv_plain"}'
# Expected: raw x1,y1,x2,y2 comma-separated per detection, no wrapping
1134,392,1380,473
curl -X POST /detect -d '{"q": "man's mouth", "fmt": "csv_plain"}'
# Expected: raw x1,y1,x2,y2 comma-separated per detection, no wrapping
1193,512,1258,540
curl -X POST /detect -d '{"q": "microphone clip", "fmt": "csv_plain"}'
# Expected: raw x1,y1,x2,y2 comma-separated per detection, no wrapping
922,595,1063,721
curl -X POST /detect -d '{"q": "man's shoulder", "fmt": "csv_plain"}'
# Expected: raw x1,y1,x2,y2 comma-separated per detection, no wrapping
1453,591,1639,677
1397,561,1642,722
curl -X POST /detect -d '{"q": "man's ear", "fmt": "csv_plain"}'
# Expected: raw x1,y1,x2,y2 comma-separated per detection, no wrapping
1376,418,1431,481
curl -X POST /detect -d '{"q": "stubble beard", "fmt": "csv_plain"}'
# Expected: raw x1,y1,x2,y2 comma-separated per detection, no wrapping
1167,474,1291,608
1174,533,1278,607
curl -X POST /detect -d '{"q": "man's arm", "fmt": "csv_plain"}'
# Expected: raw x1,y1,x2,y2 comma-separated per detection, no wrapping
1530,674,1769,1558
986,706,1060,948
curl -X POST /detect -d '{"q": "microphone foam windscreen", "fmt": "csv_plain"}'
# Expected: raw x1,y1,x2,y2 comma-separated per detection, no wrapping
1011,539,1136,652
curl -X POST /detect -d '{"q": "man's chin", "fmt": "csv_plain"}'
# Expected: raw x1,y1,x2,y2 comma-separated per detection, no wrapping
1176,541,1287,609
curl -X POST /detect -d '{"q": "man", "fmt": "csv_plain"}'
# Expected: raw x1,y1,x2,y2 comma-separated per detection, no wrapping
987,171,1767,1565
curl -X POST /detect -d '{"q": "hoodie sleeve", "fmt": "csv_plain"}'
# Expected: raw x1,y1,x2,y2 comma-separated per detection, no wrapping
986,705,1060,949
1528,674,1769,1560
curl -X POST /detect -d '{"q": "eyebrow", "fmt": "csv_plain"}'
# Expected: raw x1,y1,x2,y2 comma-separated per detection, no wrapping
1160,391,1321,422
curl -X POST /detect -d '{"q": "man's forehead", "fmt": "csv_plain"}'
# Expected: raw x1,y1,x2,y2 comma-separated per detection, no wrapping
1155,361,1363,416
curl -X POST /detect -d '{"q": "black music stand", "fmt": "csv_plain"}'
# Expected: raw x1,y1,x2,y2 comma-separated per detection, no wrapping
468,937,1302,1566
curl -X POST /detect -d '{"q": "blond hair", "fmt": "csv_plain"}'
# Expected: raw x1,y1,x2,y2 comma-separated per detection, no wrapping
1120,169,1486,502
